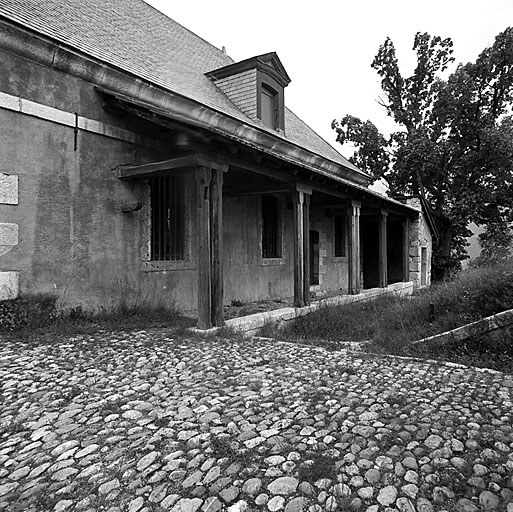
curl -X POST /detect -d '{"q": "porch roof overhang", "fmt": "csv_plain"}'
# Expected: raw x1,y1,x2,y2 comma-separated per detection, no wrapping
97,86,373,185
0,17,420,218
106,90,419,217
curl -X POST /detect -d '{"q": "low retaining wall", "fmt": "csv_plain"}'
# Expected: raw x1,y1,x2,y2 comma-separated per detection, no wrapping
412,308,513,348
191,281,413,338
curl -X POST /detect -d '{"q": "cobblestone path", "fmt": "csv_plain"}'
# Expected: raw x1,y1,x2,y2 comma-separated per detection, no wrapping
1,330,512,512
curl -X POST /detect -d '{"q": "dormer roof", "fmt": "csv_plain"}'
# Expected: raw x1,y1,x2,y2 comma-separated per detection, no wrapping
206,52,291,88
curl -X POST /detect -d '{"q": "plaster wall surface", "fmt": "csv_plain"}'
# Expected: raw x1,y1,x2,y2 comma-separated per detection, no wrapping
223,195,294,303
310,209,349,294
0,48,199,312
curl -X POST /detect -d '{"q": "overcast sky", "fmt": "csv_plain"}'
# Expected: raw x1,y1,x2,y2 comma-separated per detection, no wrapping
145,0,513,159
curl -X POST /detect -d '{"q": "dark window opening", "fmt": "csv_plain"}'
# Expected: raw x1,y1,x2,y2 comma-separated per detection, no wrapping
150,176,184,260
334,215,347,257
262,195,282,258
310,230,320,285
261,84,278,129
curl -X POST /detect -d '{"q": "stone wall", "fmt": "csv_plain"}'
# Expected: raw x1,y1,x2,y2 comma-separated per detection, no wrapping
0,173,19,299
0,43,199,312
407,199,433,288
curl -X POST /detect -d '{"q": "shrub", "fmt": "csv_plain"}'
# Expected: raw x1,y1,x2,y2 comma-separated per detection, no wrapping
0,294,59,331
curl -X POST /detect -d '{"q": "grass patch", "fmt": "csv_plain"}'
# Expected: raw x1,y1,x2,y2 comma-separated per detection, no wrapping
408,329,513,372
0,294,194,342
224,298,291,320
263,260,513,372
296,450,338,482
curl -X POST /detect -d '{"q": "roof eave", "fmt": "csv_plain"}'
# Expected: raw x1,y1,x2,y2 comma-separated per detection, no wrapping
1,19,374,188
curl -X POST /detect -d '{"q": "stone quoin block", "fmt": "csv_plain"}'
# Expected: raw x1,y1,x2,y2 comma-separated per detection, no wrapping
0,223,19,256
0,271,19,300
0,174,18,205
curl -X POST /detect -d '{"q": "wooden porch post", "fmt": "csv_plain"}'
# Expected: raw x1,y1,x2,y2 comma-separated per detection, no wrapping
348,200,361,294
291,184,312,307
292,189,305,308
196,167,212,329
303,192,311,306
403,217,410,282
379,210,388,288
210,169,224,326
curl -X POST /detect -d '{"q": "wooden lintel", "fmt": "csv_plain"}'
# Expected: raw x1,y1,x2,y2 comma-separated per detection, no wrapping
118,155,229,180
224,187,290,198
310,200,350,209
103,97,211,143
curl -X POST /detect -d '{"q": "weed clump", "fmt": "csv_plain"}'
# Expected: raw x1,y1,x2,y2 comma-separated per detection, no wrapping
262,260,513,372
0,293,192,340
0,294,58,331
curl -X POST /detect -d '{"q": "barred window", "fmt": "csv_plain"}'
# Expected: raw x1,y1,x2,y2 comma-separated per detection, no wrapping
150,176,184,260
261,195,282,258
334,215,347,257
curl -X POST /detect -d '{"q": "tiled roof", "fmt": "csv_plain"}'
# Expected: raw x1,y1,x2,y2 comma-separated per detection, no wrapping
0,0,361,173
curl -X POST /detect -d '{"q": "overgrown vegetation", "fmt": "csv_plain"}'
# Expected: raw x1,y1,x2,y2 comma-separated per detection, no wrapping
264,260,513,372
332,28,513,278
0,293,194,340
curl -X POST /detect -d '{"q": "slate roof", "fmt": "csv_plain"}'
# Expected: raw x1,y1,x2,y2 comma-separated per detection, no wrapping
0,0,362,174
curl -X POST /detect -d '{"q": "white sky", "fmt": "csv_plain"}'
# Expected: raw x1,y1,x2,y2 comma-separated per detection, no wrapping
145,0,513,158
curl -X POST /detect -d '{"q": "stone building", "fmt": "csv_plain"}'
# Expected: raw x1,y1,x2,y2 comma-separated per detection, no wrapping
0,0,433,328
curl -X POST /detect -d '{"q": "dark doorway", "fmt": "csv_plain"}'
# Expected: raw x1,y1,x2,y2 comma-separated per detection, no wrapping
387,220,404,284
361,218,380,288
310,230,320,285
421,247,428,285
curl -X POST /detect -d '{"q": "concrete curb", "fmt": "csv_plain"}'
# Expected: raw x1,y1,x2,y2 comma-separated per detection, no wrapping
412,308,513,347
189,282,413,338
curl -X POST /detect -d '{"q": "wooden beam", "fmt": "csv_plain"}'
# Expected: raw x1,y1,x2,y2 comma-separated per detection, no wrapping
348,201,361,294
310,201,350,209
224,186,290,197
100,94,212,143
210,169,224,327
118,154,229,180
196,167,212,329
379,210,388,288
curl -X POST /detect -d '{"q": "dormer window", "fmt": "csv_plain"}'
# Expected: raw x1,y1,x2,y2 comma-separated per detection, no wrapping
206,52,290,133
257,75,284,132
260,84,278,129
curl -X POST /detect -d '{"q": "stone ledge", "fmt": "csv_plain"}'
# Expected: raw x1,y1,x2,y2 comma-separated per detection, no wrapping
412,308,513,348
190,282,413,338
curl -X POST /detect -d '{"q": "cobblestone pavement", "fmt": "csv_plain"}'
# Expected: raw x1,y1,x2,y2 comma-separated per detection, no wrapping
1,330,513,512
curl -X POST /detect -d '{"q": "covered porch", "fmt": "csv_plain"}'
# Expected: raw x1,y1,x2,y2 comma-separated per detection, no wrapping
106,89,420,330
119,149,418,330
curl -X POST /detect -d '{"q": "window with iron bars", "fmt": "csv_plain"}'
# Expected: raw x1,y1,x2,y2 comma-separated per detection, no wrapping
150,176,184,261
261,195,282,258
334,214,347,257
